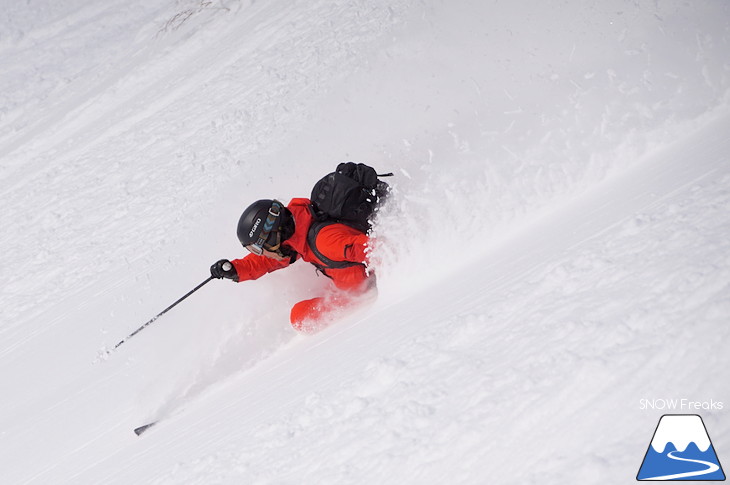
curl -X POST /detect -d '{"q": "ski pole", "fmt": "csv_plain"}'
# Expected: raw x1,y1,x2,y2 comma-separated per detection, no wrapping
111,274,215,351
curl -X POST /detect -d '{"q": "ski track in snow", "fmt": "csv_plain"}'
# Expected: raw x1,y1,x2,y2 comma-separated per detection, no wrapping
1,1,730,484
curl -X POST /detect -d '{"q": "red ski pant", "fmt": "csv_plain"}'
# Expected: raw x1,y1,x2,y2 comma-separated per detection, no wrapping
290,278,377,333
290,290,375,333
290,297,335,333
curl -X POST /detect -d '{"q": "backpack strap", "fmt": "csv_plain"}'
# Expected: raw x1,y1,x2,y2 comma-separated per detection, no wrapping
306,220,366,272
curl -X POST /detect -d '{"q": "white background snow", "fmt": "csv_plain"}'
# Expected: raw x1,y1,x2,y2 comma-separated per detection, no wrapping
1,1,729,483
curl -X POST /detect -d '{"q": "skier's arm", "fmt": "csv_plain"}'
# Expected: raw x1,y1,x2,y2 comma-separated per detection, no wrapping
317,224,370,264
231,253,291,282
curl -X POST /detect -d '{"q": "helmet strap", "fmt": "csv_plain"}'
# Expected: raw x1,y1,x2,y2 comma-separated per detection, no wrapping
253,200,282,250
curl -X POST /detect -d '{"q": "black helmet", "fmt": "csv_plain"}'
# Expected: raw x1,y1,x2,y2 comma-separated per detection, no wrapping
237,199,284,251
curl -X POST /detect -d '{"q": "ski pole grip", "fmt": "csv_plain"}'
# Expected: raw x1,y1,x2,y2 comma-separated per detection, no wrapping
222,261,232,271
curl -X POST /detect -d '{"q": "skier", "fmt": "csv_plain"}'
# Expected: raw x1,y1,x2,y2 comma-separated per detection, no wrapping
210,197,376,332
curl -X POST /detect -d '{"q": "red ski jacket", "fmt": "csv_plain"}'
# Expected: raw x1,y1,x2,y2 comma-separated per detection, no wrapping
230,198,372,292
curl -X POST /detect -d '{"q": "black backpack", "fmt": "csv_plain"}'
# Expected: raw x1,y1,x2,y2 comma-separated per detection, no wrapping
307,162,392,270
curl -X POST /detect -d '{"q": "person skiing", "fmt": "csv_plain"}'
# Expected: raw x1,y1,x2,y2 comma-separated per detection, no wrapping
210,197,376,332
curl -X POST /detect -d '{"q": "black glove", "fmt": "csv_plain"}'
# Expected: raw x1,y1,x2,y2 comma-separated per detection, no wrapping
210,259,238,281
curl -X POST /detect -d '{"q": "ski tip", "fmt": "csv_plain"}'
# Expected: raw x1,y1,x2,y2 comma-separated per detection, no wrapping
133,422,156,436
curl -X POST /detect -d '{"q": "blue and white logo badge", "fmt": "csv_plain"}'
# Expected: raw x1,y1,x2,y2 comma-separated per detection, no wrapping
637,414,725,481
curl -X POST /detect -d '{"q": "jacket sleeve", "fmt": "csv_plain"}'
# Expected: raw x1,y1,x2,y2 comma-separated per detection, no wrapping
316,224,370,264
231,253,291,282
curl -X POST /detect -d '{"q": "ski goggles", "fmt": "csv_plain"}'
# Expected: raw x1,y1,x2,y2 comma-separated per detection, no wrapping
245,231,282,257
245,201,283,256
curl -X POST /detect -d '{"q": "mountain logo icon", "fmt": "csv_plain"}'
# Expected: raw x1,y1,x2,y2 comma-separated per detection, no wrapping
637,414,726,481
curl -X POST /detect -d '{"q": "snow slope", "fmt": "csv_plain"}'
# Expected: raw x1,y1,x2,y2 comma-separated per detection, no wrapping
1,1,729,483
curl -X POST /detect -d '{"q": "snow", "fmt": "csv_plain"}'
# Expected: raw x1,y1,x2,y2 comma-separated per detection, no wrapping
1,0,729,483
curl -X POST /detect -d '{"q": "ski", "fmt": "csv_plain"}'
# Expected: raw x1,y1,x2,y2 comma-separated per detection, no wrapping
133,421,157,436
